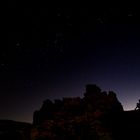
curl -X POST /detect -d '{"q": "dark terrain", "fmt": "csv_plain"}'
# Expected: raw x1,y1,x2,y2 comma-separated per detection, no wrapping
0,84,140,140
0,120,31,140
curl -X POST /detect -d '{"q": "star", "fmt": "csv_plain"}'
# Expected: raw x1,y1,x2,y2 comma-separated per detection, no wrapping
16,43,20,46
128,14,133,17
1,63,5,66
57,13,61,17
97,18,103,24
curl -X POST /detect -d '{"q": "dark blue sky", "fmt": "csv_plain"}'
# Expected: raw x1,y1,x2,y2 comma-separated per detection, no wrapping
4,5,140,122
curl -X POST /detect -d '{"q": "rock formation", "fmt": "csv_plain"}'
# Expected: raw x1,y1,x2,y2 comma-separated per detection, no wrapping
31,84,123,140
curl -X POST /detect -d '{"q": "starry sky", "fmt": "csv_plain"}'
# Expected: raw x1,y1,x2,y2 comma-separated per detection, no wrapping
4,4,140,122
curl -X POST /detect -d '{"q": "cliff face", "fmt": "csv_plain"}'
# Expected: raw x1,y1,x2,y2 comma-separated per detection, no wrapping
31,84,123,140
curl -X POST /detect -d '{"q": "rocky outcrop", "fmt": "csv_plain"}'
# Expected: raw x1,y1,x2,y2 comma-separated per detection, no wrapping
31,84,123,140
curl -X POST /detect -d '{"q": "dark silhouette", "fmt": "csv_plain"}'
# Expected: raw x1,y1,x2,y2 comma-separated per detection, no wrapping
0,120,31,140
32,84,124,140
135,99,140,110
1,84,140,140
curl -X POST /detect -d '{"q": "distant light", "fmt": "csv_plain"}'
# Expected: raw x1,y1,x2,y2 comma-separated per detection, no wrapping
16,43,20,46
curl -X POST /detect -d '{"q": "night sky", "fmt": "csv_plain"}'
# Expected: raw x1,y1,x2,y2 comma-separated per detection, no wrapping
4,4,140,122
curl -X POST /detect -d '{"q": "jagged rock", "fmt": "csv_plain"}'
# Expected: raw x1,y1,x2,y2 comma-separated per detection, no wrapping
32,84,124,140
135,99,140,110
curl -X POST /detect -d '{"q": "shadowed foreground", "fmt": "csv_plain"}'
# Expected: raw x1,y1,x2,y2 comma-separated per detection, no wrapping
0,84,140,140
31,84,140,140
0,120,31,140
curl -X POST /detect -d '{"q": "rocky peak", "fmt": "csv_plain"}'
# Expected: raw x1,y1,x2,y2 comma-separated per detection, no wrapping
32,84,123,140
